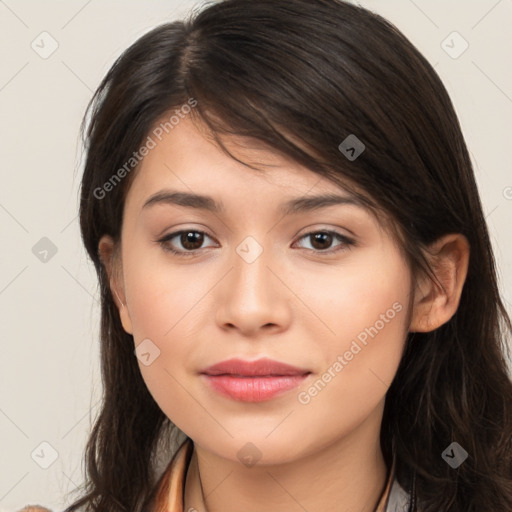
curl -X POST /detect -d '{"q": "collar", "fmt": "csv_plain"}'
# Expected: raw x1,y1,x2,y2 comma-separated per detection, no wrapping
152,439,405,512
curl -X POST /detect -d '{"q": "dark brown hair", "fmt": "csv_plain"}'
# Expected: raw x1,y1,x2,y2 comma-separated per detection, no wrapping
65,0,512,510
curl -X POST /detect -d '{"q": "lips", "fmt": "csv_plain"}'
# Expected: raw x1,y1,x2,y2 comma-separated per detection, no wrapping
200,358,311,402
201,357,310,377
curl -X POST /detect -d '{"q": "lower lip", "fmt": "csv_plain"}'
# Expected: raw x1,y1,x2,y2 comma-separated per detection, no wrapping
202,374,309,402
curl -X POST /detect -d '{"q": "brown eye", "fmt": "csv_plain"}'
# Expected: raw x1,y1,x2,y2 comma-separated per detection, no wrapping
179,231,205,250
157,230,216,256
310,232,334,250
295,230,355,254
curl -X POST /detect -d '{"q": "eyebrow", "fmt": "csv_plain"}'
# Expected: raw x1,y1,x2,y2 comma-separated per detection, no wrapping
141,189,365,215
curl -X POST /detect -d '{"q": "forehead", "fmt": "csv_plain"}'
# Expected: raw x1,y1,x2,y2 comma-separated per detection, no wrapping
124,115,355,210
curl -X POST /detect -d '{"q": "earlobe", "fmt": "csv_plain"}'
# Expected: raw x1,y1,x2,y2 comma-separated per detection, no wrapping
409,233,470,333
98,234,134,335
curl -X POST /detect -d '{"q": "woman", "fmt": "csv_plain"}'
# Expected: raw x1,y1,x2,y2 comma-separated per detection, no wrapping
26,0,512,511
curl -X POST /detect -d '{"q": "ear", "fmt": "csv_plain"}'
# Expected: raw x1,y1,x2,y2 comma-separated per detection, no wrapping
409,233,470,333
98,234,133,335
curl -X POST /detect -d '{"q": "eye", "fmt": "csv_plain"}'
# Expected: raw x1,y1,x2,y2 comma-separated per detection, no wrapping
157,229,217,257
294,230,355,254
156,229,355,257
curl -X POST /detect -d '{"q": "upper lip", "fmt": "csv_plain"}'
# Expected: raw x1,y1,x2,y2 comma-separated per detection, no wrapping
201,357,311,377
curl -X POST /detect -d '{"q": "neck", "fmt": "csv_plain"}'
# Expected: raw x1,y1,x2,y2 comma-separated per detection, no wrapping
183,402,389,512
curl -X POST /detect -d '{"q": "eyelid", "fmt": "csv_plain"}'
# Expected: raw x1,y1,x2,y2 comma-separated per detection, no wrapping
294,224,354,240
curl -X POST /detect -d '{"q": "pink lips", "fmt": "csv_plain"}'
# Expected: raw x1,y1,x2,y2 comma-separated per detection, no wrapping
200,357,311,402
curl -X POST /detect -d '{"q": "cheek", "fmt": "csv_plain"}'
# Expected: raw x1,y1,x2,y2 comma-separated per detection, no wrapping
295,247,411,401
121,249,214,428
288,283,409,456
294,250,410,355
123,247,204,342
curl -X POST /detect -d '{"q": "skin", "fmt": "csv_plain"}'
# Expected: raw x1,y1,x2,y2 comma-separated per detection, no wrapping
17,508,52,512
98,114,469,512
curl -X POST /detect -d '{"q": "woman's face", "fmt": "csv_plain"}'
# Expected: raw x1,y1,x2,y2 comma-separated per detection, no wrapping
103,114,413,464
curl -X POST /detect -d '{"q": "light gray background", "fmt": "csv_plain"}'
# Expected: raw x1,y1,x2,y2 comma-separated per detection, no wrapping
1,1,511,510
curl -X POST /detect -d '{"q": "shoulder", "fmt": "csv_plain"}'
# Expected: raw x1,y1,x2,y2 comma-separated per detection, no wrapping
17,507,53,512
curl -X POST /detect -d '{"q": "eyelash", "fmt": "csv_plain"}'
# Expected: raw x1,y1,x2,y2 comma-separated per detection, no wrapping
155,229,355,257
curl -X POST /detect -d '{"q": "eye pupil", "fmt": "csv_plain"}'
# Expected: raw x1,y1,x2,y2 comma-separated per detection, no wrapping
182,231,203,250
311,232,332,250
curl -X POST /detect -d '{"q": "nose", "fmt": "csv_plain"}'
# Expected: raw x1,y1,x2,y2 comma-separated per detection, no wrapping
214,241,291,337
